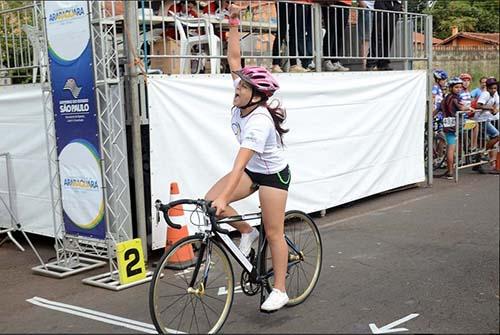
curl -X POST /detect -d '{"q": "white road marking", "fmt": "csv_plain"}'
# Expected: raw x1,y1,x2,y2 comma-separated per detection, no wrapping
319,195,433,230
217,285,243,296
369,313,419,334
27,296,158,334
174,268,194,277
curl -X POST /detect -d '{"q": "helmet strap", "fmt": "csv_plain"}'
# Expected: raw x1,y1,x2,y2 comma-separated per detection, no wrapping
240,88,264,110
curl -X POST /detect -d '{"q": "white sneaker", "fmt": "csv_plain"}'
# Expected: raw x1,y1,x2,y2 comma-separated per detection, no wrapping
239,228,259,257
334,61,349,71
323,60,350,72
323,60,335,71
261,288,289,312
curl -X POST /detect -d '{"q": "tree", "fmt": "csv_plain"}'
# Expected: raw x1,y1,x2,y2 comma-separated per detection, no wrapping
424,0,500,39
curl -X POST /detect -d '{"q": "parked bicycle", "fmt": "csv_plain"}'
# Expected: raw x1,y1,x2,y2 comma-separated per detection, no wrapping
149,198,322,334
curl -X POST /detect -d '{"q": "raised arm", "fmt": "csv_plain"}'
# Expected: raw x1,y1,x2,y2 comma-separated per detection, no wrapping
228,4,242,80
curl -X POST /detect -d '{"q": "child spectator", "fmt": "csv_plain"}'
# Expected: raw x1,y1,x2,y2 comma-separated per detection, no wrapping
475,78,499,172
459,73,473,109
440,78,469,180
432,69,447,117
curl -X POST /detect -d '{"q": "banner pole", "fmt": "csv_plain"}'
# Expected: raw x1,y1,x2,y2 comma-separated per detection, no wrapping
124,2,148,261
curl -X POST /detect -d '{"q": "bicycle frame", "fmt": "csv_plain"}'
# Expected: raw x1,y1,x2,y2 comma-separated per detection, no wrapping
188,211,301,296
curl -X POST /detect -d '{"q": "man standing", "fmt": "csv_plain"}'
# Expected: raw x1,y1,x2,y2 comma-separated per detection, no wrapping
367,0,402,71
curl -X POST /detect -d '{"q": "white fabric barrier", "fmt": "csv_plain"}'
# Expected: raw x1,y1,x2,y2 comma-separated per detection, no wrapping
0,84,58,237
149,71,426,249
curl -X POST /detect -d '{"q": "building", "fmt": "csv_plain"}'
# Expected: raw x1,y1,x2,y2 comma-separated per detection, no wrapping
437,27,500,48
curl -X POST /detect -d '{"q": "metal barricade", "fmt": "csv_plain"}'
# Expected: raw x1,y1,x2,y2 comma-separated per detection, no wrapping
454,111,499,182
0,1,46,84
116,1,432,75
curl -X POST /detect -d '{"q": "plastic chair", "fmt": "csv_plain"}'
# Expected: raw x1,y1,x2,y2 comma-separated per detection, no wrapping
169,11,221,74
22,24,47,83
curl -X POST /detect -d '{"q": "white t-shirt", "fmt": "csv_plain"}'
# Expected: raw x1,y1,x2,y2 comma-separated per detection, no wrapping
476,91,499,121
231,80,287,174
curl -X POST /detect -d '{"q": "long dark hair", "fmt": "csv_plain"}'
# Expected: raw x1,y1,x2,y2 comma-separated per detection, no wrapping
261,96,289,146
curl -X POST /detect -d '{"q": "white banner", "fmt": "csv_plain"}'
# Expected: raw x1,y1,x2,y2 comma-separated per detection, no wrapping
149,71,426,249
0,84,59,237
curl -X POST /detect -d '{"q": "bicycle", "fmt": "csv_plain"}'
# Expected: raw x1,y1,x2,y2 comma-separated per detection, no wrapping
425,115,447,171
149,198,323,334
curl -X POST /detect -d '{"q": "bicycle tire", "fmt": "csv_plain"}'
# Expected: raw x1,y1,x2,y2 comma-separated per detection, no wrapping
263,210,323,306
149,235,234,334
434,134,447,170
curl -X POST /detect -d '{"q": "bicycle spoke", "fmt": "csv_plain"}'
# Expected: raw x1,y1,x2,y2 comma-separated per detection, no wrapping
174,295,190,331
204,292,229,304
159,292,189,315
206,270,226,288
188,297,196,334
159,280,190,292
198,296,213,330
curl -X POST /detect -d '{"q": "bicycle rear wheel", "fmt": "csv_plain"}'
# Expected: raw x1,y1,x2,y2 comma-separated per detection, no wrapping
434,133,447,170
263,210,322,306
149,236,234,334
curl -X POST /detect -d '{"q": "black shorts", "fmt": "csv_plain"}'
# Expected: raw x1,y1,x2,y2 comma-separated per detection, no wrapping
244,165,291,191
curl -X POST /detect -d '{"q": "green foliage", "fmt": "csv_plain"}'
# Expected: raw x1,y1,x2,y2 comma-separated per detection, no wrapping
1,0,36,83
424,0,500,39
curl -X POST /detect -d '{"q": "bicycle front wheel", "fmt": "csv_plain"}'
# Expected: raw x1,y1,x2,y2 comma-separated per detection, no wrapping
264,210,322,306
149,236,234,334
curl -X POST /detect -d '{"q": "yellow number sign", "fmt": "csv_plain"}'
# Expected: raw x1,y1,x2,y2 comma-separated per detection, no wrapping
116,238,146,285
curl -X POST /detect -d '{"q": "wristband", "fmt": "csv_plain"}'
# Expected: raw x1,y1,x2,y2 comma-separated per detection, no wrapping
228,17,240,27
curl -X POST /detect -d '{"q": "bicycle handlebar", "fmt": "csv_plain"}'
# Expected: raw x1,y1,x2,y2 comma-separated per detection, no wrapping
154,198,230,235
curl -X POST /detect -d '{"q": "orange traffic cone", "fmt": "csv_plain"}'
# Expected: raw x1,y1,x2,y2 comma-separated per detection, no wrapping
165,182,195,268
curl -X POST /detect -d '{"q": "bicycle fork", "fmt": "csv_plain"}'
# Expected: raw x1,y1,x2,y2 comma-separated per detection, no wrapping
187,237,211,297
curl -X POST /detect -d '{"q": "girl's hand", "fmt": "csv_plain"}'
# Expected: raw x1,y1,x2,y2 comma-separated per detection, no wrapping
228,4,242,19
211,197,227,217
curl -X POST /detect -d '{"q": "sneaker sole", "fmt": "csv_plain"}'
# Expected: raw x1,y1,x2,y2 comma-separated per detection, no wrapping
260,305,288,313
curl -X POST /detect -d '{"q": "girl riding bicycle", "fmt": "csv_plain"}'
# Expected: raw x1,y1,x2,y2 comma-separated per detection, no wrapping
205,4,291,312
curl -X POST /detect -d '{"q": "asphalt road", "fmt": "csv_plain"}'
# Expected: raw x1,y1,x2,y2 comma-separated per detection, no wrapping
1,169,498,334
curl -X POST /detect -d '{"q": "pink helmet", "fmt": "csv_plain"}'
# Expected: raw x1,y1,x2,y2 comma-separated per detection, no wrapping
234,66,280,97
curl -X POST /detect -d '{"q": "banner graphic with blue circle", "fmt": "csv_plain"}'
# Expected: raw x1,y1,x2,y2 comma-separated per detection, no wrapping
45,1,106,239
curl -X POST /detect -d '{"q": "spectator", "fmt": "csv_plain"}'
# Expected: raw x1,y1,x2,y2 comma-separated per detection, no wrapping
432,69,447,117
271,1,314,73
471,76,488,99
366,0,402,71
320,0,351,71
440,78,469,180
357,0,374,70
459,73,473,109
475,77,499,172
